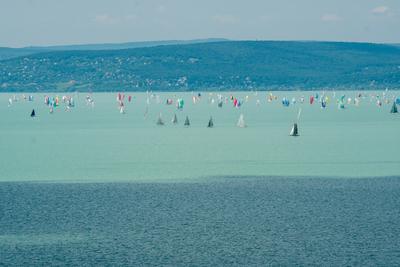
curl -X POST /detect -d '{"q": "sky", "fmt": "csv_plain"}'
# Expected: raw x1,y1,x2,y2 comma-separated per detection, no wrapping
0,0,399,47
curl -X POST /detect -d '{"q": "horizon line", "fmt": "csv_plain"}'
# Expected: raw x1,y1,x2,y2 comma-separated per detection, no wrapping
2,38,400,49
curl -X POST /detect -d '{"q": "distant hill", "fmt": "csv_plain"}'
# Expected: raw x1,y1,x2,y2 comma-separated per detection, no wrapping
0,39,228,60
1,41,400,92
0,47,47,61
30,38,229,51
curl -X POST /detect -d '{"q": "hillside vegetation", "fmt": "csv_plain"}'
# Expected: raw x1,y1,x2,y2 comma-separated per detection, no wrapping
1,41,400,92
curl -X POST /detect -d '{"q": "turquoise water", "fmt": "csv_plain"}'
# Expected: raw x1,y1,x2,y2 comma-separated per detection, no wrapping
0,91,399,182
1,91,400,265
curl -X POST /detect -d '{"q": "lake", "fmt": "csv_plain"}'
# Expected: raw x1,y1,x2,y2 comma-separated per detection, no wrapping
1,91,400,265
0,91,399,182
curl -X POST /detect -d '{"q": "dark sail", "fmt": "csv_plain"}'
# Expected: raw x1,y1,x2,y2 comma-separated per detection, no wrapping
207,117,214,128
156,113,164,125
184,116,190,126
30,109,36,117
390,102,398,113
290,123,299,136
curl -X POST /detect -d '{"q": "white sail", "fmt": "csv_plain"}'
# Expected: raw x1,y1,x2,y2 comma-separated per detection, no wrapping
237,114,246,128
290,125,295,136
172,114,178,124
290,123,299,136
297,108,302,122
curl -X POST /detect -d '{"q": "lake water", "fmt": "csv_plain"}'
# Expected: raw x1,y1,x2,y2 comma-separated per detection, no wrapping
1,178,400,265
1,91,400,265
0,91,399,182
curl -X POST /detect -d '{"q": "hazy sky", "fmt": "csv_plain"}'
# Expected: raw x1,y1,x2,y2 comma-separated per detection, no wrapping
1,0,399,47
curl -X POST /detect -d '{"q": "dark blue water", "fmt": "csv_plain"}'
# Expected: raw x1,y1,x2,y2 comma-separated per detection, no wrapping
1,177,400,266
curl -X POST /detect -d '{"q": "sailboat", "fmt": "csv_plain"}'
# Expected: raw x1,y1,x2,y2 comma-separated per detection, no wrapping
156,113,164,125
184,116,190,126
207,116,214,128
176,99,184,110
290,108,301,136
237,114,246,128
30,109,36,117
390,102,398,113
338,95,345,109
172,113,178,124
289,123,299,136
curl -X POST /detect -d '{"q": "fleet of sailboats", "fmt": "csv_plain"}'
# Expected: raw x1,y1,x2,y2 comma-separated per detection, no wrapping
7,91,398,136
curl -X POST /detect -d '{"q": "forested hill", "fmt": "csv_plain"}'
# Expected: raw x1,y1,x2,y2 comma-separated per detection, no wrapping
0,39,227,60
1,41,400,92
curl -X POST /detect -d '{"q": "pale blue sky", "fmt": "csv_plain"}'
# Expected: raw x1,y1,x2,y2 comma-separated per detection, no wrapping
1,0,399,47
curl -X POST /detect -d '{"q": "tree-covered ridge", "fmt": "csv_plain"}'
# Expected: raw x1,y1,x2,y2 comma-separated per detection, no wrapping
1,41,400,92
0,39,228,60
